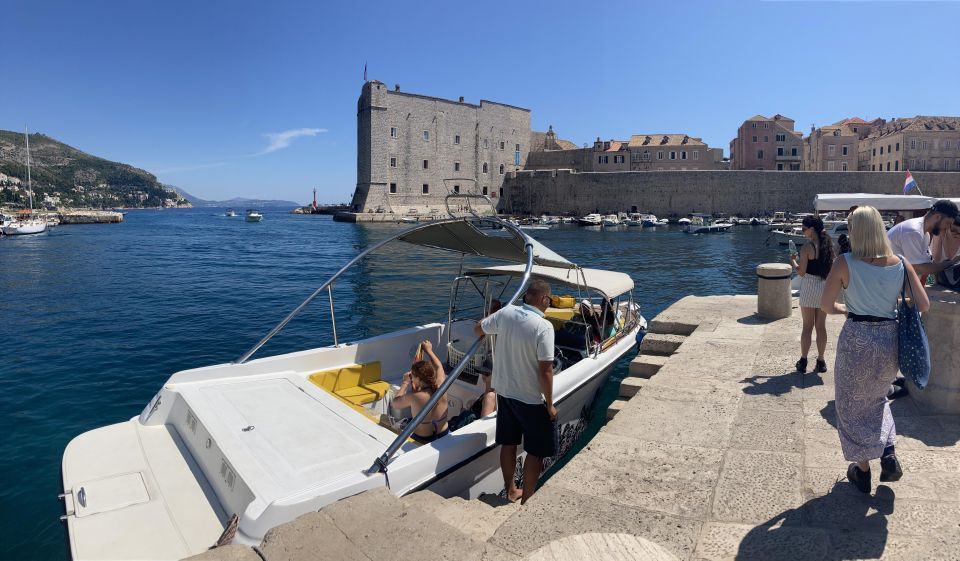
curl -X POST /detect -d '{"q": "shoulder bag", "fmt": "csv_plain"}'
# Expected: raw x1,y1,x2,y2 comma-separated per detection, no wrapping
897,257,930,389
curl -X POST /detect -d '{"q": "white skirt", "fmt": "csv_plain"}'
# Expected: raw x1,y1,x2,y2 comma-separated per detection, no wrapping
799,275,826,308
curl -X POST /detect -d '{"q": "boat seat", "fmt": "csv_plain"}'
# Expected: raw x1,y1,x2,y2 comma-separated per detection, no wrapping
308,362,391,407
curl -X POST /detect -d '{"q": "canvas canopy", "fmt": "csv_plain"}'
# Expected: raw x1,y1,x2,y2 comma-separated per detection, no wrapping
465,264,634,299
815,193,936,212
398,219,575,269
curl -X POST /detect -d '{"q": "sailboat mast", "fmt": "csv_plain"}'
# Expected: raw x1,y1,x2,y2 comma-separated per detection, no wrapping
25,126,34,212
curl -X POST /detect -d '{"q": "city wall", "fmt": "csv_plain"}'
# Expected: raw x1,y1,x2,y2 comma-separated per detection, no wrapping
499,170,960,216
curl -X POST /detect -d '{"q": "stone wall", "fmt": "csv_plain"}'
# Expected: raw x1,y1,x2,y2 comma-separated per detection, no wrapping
499,169,960,216
351,81,531,216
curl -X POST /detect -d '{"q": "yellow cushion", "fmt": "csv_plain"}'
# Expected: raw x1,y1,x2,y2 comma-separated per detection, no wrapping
545,307,576,321
308,370,338,392
359,362,382,385
336,386,379,406
334,365,363,391
362,380,391,400
550,295,577,309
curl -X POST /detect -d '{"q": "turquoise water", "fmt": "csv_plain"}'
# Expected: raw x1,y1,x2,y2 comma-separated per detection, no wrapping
0,210,785,560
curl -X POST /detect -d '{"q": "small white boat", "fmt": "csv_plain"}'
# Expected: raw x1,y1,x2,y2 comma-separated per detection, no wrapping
655,218,669,226
677,217,691,225
600,214,621,227
245,209,263,222
225,208,237,217
399,216,418,224
519,224,551,230
2,128,47,236
622,213,644,226
45,215,60,227
540,215,560,225
60,195,647,561
578,213,603,226
771,221,848,246
684,215,732,234
640,214,659,228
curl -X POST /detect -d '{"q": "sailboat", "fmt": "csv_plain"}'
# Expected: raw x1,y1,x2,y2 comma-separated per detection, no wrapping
2,127,47,236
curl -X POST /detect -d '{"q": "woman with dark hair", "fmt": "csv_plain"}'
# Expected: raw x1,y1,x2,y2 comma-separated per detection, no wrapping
392,339,449,444
790,216,835,373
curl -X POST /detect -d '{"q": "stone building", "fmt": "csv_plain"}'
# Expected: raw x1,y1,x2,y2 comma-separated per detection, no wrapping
524,131,724,172
730,114,803,170
859,116,960,173
803,123,858,171
351,81,532,215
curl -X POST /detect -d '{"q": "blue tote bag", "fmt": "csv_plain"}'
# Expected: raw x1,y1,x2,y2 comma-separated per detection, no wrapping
898,259,930,389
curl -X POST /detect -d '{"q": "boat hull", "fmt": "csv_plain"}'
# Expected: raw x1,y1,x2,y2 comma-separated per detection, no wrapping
2,221,47,235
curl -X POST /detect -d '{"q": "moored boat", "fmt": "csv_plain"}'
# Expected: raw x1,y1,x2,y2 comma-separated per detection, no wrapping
577,213,602,226
245,209,263,222
59,195,647,560
600,214,621,227
2,128,47,236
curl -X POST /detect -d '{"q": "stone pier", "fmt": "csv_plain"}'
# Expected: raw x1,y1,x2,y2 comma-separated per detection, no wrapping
188,294,960,561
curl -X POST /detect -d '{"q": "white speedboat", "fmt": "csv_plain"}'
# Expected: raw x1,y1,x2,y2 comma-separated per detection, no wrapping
245,209,263,222
2,128,47,236
771,221,848,246
684,215,732,234
577,213,602,226
677,217,691,225
640,214,659,228
60,195,646,561
45,215,60,227
225,208,237,217
600,214,621,227
622,213,643,227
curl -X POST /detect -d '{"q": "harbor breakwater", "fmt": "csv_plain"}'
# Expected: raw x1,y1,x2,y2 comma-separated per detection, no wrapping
499,170,960,217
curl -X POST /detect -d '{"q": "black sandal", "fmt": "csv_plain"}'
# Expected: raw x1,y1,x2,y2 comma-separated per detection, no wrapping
880,454,903,482
847,464,872,494
795,357,808,373
815,358,827,373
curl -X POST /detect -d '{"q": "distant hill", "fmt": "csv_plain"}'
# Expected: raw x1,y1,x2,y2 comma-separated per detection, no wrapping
167,185,300,208
0,130,189,209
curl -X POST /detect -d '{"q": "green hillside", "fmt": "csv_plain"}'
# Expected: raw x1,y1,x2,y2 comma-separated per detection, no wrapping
0,130,189,208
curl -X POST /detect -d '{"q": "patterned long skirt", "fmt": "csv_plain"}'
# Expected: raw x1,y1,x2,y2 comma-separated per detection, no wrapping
834,319,898,462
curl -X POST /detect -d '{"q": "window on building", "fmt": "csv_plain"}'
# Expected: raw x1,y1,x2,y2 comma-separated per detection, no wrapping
842,162,848,171
454,134,460,145
499,141,505,150
886,162,891,171
751,123,757,128
873,148,876,156
921,159,927,170
887,144,892,153
614,155,624,164
776,133,786,142
842,146,849,156
422,184,429,194
910,139,917,150
922,140,928,150
515,143,520,151
390,157,397,168
828,145,836,156
499,187,504,197
764,136,769,142
693,150,699,160
670,151,676,160
752,135,758,142
777,163,784,171
757,149,764,159
896,142,900,151
423,130,430,141
763,123,769,129
871,164,876,171
681,151,687,160
827,161,835,171
482,186,488,195
895,161,899,171
657,151,664,160
423,159,429,169
777,147,784,156
791,147,798,156
499,164,504,174
389,182,397,194
454,161,460,172
453,185,460,194
956,159,960,170
598,156,603,164
390,127,397,138
880,146,884,155
482,163,488,173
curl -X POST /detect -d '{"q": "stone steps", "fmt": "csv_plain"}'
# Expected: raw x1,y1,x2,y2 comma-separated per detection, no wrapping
638,333,687,356
401,490,520,543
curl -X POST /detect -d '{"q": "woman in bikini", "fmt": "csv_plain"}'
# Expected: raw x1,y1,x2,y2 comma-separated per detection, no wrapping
392,339,449,444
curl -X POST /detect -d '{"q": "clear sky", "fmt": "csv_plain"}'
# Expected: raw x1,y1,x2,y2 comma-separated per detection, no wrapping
5,0,959,205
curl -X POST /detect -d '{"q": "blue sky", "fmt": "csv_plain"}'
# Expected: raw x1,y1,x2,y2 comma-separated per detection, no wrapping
5,0,959,204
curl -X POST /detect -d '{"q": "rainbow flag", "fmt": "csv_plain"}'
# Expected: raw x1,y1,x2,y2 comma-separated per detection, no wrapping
903,170,919,194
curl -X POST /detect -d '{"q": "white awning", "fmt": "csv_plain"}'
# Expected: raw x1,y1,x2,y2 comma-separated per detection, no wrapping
815,193,935,212
397,219,574,269
465,264,634,298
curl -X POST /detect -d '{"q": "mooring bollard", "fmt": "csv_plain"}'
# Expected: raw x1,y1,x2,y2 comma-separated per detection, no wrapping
907,286,960,414
756,263,793,320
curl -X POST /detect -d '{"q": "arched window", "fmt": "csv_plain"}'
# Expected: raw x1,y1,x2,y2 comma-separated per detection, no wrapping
482,163,488,173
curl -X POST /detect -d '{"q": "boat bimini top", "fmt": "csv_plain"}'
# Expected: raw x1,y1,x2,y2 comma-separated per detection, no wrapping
465,264,634,300
814,193,938,212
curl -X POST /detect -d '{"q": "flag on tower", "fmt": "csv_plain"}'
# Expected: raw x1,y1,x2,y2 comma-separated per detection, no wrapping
903,170,919,194
363,62,367,82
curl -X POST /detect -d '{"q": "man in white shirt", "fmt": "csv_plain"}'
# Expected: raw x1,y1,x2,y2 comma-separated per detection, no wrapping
887,200,960,276
474,279,556,504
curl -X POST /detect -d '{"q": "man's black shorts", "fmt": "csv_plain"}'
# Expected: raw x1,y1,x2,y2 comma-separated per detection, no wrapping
496,395,558,458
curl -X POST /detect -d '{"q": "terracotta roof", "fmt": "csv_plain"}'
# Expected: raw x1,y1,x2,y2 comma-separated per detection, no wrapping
605,141,623,152
834,116,868,125
627,134,707,148
867,116,960,139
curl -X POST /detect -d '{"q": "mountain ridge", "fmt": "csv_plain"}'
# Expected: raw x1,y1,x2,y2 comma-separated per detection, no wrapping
167,185,301,208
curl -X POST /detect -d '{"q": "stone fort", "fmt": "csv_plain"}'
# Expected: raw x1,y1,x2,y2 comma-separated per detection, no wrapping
350,81,536,217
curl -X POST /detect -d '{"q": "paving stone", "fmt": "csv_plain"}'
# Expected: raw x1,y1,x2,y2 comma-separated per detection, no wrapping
637,377,744,405
606,398,629,420
550,432,723,518
803,428,847,469
259,511,372,561
619,377,644,398
894,448,960,475
825,531,930,561
729,408,803,453
628,354,669,378
693,521,829,561
712,450,803,523
640,333,687,355
648,318,699,336
489,486,701,561
525,532,680,561
604,397,738,448
892,417,960,451
479,543,523,561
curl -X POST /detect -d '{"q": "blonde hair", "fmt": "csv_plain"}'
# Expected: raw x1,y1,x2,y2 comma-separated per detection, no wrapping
848,206,893,260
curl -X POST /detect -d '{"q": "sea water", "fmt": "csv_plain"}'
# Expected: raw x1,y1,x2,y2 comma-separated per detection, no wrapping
0,209,786,560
